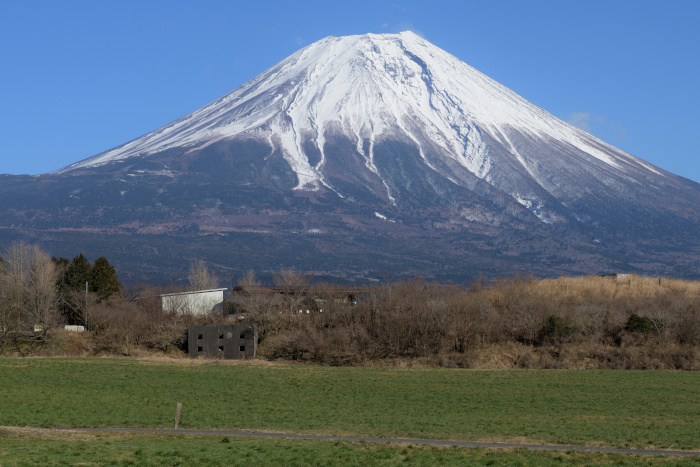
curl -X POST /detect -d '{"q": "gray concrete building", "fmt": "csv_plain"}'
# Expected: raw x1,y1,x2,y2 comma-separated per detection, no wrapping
188,324,257,359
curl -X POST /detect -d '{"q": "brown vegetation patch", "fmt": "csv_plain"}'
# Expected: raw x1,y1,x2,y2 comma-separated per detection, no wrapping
3,260,700,370
237,274,700,369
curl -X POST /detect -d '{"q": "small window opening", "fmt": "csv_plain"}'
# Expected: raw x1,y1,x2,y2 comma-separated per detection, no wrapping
218,346,224,352
239,345,246,352
239,332,246,339
197,346,203,352
218,333,224,339
197,334,203,340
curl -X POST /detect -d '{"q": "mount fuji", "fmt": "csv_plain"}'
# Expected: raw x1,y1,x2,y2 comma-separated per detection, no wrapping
2,32,699,283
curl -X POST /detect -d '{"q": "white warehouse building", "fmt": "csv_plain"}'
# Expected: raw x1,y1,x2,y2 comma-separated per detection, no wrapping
161,288,227,315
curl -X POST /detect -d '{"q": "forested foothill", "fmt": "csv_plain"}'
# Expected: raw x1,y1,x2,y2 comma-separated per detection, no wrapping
1,242,698,369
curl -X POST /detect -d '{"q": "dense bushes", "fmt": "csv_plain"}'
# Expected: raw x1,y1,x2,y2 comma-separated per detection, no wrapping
3,258,700,369
87,289,209,356
236,275,700,369
537,315,578,345
625,313,664,334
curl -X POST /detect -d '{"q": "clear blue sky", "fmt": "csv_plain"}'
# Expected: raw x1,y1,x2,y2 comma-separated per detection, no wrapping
2,0,699,183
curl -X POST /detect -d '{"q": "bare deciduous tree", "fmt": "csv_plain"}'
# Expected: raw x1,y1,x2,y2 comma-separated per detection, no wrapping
273,267,312,290
273,267,313,316
27,245,58,330
188,259,219,291
237,270,261,288
0,265,10,334
0,242,59,336
3,241,30,331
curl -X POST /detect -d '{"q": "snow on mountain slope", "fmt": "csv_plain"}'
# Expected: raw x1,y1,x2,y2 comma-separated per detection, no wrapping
55,32,674,220
10,31,700,282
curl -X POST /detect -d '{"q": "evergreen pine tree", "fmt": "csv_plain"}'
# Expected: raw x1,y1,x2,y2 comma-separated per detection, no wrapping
65,253,92,291
56,254,92,325
90,257,121,299
52,257,70,290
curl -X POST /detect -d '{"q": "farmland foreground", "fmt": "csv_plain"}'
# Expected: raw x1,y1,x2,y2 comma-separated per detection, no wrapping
1,358,699,453
1,426,699,466
4,427,700,466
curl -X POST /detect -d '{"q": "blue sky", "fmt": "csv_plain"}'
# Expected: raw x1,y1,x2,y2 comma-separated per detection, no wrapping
1,0,699,183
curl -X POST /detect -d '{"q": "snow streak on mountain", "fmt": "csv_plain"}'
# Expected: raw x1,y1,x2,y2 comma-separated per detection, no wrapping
56,32,692,227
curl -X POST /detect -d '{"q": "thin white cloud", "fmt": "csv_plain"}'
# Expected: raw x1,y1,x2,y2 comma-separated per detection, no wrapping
381,22,389,28
569,112,592,132
390,21,426,38
568,112,626,141
295,37,305,46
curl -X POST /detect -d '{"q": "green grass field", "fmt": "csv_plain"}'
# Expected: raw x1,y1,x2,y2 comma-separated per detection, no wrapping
1,358,699,464
2,428,698,466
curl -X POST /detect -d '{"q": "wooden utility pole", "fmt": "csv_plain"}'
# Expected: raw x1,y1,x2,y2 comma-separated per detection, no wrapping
85,281,88,329
174,402,183,430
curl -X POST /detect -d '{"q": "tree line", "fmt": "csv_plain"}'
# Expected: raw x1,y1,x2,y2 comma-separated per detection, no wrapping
0,242,121,344
0,242,223,355
2,242,700,370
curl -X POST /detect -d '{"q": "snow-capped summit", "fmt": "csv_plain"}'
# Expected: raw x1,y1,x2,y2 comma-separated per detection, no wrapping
4,32,700,281
56,32,695,226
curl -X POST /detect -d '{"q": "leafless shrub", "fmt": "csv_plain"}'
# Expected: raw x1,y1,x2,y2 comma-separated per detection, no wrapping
490,276,554,344
188,259,219,291
237,270,261,288
445,293,496,352
247,273,700,369
90,293,193,355
237,292,285,343
273,267,312,289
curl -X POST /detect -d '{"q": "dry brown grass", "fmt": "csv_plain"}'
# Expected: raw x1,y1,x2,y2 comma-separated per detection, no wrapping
246,274,700,369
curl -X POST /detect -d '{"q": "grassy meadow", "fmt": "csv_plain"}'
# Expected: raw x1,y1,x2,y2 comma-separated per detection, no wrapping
1,358,699,453
2,428,698,466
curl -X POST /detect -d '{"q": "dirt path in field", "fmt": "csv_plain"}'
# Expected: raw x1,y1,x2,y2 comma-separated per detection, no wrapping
7,426,699,457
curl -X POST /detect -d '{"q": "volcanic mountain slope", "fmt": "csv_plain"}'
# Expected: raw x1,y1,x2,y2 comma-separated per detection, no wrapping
2,32,700,283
